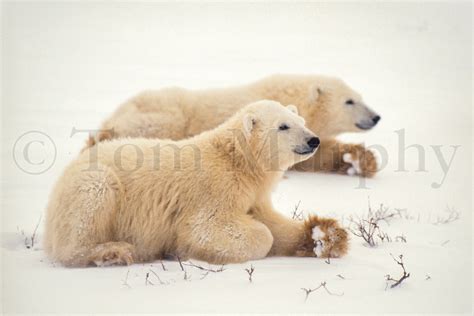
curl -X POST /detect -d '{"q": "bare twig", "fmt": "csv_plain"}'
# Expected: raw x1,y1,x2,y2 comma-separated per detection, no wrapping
349,202,397,247
173,255,190,280
160,260,167,271
291,200,304,221
395,235,407,243
183,271,190,281
245,265,255,283
149,269,167,285
385,254,410,289
183,261,225,273
23,214,43,249
122,269,131,288
336,274,345,280
145,272,154,286
348,217,380,247
30,214,42,248
301,287,317,302
320,281,344,296
372,203,396,224
301,281,344,301
176,255,185,271
200,271,210,280
433,206,460,225
377,230,392,243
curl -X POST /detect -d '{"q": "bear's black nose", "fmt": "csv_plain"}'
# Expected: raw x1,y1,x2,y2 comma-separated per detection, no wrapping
307,137,320,149
372,115,381,125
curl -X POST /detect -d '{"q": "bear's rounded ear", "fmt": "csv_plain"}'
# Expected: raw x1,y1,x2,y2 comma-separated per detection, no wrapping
308,85,322,103
286,104,298,115
242,113,256,138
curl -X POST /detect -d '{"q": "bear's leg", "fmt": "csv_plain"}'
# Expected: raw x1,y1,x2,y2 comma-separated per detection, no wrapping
178,214,274,264
293,138,378,177
251,199,348,258
45,165,135,267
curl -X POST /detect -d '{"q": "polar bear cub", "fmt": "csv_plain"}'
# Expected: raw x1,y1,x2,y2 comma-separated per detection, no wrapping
45,100,348,267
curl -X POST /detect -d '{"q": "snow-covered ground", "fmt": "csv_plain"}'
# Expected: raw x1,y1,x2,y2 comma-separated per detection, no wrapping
1,2,472,314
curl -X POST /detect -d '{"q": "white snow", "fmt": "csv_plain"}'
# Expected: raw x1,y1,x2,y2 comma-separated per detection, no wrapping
1,2,472,314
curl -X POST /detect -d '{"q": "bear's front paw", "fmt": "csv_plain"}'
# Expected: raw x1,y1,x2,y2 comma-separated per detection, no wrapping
91,242,135,267
297,215,348,258
342,145,377,178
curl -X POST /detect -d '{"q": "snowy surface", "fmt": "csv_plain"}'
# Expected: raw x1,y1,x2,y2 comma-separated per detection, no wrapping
1,2,472,314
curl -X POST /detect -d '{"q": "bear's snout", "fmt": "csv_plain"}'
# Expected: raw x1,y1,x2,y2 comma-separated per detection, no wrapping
307,137,320,149
372,115,381,125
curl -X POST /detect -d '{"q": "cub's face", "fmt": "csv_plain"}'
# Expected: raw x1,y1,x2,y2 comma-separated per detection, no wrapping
243,100,319,171
305,78,381,136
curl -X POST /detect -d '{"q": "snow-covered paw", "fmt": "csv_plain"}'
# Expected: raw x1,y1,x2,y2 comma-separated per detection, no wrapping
343,153,362,176
342,147,377,178
301,215,349,259
312,226,346,258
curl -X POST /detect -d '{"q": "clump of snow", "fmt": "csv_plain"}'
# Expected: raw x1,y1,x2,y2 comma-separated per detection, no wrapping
343,153,362,176
312,227,325,257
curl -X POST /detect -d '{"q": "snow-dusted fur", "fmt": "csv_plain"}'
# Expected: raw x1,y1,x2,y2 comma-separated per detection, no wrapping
44,101,348,267
89,74,379,177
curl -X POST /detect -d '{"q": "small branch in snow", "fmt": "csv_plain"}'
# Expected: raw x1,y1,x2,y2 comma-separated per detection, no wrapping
149,269,168,285
183,261,225,273
23,214,43,249
319,281,344,296
371,203,396,224
301,281,344,301
30,214,42,248
348,217,380,247
325,250,331,264
176,255,185,271
425,274,431,280
160,260,167,271
385,254,410,289
433,206,459,225
122,269,131,288
145,272,154,286
245,264,255,283
301,287,316,302
441,240,450,246
336,274,345,280
349,203,397,247
173,255,191,280
291,200,304,221
395,235,407,243
183,271,191,281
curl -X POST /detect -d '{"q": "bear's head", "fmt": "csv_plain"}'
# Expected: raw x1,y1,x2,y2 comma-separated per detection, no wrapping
239,100,319,171
300,76,381,137
261,75,381,137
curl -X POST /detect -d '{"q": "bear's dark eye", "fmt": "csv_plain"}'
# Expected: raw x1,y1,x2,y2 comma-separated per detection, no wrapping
279,124,290,131
345,99,355,105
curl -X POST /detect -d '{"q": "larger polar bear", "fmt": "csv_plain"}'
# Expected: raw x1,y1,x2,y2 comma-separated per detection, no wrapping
89,74,380,177
45,100,348,267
